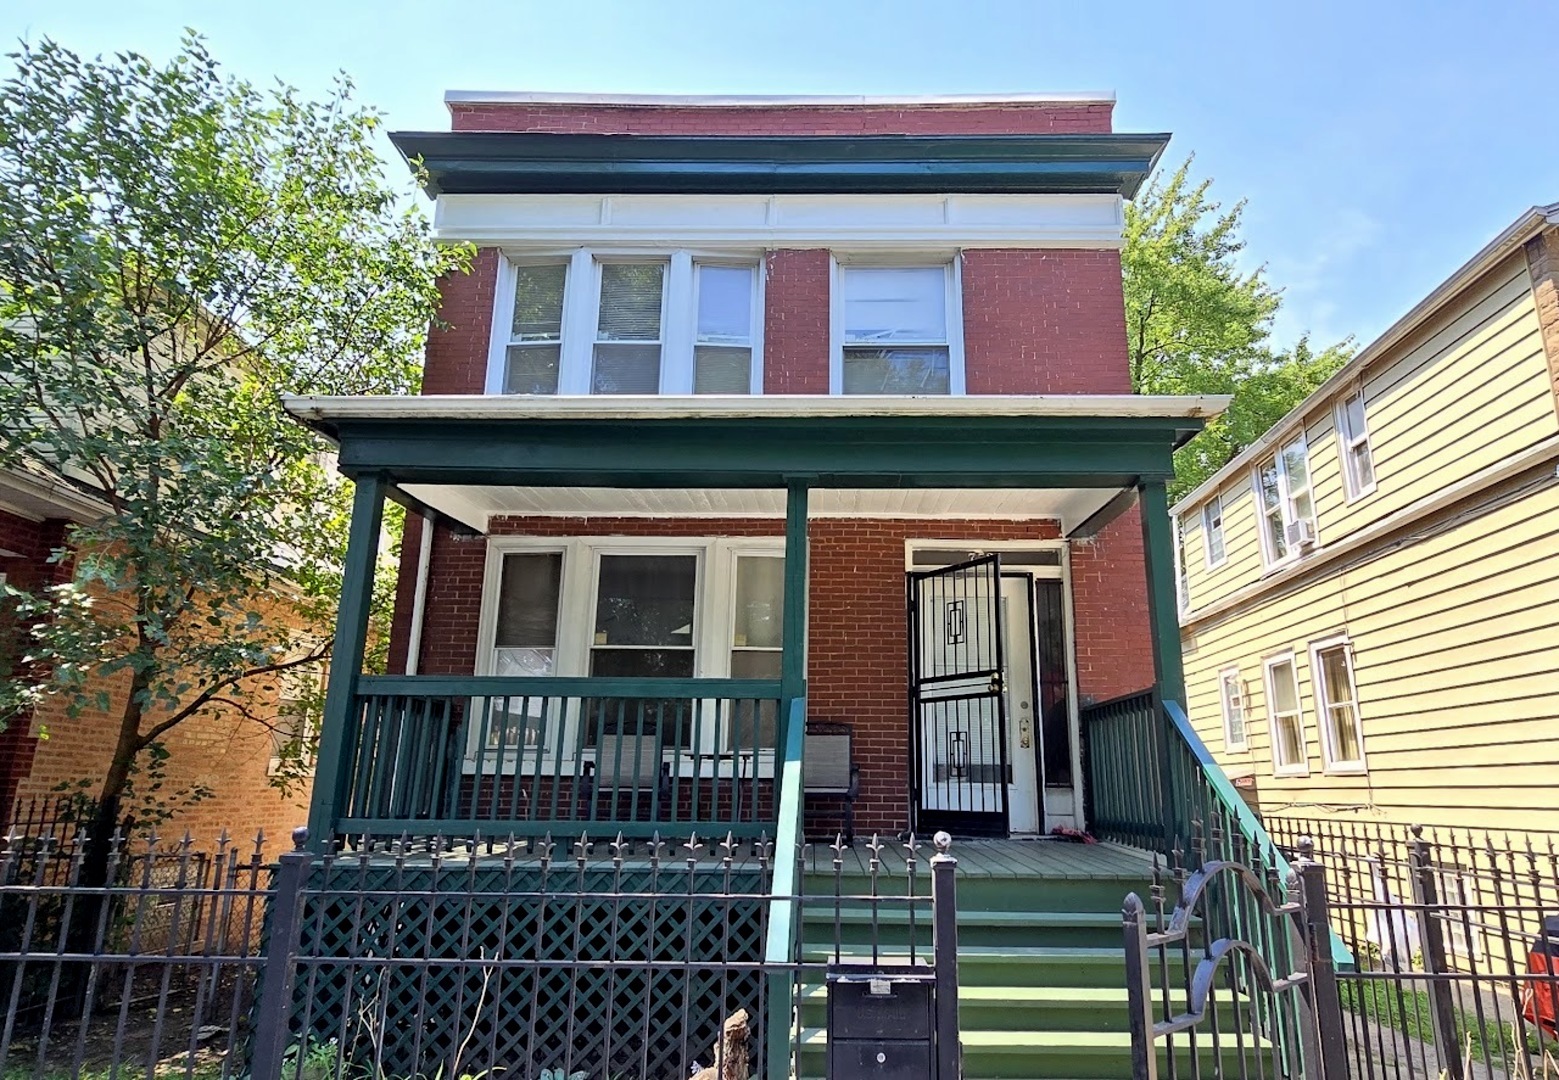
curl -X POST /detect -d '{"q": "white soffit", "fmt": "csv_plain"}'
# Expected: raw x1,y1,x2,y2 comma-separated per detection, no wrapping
431,193,1125,249
399,485,1119,535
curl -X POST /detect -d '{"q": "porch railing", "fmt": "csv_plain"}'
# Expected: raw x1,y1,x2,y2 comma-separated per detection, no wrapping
332,675,786,839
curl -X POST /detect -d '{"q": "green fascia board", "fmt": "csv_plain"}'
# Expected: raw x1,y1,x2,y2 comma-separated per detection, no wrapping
390,131,1172,198
321,413,1201,489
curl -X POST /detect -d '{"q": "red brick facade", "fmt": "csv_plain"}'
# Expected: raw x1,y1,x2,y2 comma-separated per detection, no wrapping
448,100,1114,137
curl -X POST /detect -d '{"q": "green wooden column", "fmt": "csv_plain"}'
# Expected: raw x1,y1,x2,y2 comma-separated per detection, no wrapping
305,473,387,847
780,478,810,708
1137,479,1187,706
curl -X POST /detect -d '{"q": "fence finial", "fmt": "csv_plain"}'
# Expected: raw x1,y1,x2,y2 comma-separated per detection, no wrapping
933,830,952,855
1297,835,1315,860
291,826,309,851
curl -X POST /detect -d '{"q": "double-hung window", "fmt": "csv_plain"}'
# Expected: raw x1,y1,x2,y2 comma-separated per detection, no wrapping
492,252,761,395
1311,637,1365,772
1256,436,1316,565
1201,494,1226,568
1174,518,1190,615
838,265,957,394
1263,653,1308,776
1337,392,1376,500
729,555,785,746
488,550,565,749
1219,667,1248,751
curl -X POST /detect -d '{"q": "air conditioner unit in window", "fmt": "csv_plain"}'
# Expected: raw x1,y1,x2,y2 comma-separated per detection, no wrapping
1285,519,1317,548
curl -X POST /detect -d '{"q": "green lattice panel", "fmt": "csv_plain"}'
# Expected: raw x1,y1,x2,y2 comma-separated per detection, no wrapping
260,860,767,1080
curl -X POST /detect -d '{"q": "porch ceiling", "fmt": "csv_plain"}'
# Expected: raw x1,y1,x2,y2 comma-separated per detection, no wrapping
397,484,1120,534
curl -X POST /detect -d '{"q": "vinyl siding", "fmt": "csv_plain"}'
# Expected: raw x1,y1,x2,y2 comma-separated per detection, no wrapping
1178,254,1558,612
1181,476,1559,834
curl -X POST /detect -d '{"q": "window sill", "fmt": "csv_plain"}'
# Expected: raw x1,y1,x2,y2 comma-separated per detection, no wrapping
1272,766,1311,779
1321,762,1368,776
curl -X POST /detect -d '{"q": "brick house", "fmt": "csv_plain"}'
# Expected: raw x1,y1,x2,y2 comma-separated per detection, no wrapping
0,465,312,849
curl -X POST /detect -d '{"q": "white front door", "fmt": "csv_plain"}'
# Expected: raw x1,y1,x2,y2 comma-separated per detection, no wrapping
1000,576,1042,834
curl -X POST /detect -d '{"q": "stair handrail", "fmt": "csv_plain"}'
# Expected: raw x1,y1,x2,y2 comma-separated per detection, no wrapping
763,695,807,1078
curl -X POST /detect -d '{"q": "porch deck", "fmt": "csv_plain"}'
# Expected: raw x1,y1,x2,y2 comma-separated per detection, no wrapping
803,836,1158,880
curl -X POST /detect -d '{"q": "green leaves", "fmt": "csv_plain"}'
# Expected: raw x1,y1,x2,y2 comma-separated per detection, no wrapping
1124,157,1353,499
0,33,470,810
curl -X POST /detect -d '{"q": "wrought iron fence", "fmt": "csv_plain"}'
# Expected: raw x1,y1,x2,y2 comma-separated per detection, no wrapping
0,824,960,1080
1266,815,1559,1079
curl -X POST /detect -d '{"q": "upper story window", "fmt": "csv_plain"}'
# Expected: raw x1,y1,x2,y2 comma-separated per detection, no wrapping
490,251,762,396
835,263,964,395
1336,391,1376,501
1256,436,1315,566
1174,517,1190,615
1201,494,1226,569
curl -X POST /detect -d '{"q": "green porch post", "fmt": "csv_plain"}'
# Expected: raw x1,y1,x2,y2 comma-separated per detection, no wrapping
305,473,387,847
780,479,810,708
1137,479,1186,706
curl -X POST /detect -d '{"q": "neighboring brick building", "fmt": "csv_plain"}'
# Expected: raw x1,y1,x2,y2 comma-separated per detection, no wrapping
0,468,312,850
289,91,1222,841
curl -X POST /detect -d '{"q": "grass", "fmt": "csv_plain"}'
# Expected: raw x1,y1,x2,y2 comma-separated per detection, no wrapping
1341,977,1552,1068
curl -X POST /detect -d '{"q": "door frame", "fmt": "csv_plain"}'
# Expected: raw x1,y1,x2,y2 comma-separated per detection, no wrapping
904,540,1086,833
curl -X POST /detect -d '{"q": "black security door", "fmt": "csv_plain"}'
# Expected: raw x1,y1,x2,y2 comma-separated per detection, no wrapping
908,555,1008,836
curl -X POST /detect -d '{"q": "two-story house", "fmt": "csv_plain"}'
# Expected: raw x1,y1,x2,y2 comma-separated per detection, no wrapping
281,92,1255,1080
1172,203,1559,841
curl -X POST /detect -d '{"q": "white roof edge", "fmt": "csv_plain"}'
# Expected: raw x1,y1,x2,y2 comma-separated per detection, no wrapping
443,90,1117,108
1172,200,1559,515
283,393,1228,424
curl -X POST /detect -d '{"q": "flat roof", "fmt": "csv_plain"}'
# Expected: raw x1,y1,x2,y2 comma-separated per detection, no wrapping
443,90,1117,107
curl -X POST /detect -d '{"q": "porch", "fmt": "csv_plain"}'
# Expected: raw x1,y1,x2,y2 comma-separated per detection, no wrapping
284,394,1222,846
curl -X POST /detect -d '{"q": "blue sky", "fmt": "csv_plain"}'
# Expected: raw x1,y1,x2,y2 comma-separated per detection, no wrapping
4,0,1555,352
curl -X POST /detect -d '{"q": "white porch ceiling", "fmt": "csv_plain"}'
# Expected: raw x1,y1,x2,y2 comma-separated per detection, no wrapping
399,484,1123,534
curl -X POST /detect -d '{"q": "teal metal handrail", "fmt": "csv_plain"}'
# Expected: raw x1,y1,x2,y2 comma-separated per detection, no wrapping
764,696,807,1080
329,675,784,839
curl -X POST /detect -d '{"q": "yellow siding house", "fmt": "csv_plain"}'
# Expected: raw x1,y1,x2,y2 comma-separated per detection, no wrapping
1172,203,1559,838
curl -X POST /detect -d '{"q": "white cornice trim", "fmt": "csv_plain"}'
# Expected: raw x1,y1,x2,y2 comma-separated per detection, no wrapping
443,90,1117,107
284,393,1231,425
432,192,1125,250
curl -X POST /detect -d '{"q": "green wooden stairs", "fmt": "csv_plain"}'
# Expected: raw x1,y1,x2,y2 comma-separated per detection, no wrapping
795,840,1233,1080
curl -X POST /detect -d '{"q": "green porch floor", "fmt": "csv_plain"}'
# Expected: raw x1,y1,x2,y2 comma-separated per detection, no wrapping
802,836,1161,880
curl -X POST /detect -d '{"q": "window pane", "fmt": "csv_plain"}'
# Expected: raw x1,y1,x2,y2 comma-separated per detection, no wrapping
697,265,754,343
1282,442,1310,491
694,345,753,393
1350,443,1375,491
592,343,661,394
733,557,784,649
842,347,951,394
505,345,561,394
597,263,664,341
1276,715,1304,766
511,264,567,341
728,654,781,748
843,267,947,343
588,648,695,679
1259,464,1282,510
731,650,782,679
1344,394,1366,440
594,555,697,647
1203,500,1225,563
496,553,562,648
1270,659,1299,714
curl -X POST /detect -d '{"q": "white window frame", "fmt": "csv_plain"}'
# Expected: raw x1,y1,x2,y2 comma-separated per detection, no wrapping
1253,434,1316,569
471,535,788,774
1219,666,1248,752
1201,494,1227,569
486,249,764,396
829,255,966,395
1335,391,1377,502
1310,634,1367,774
1262,651,1309,777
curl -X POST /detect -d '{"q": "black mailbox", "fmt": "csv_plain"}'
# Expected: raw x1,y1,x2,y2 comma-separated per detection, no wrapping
826,964,937,1079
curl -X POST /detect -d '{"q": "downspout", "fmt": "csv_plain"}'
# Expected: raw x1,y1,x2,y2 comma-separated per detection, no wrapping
405,512,434,676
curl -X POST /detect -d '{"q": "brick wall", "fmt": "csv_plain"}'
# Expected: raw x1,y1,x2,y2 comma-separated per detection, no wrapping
448,100,1114,137
391,512,1152,834
1,512,312,852
762,249,832,394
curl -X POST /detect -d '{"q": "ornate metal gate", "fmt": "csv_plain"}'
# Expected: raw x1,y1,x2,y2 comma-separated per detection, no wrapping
908,554,1009,836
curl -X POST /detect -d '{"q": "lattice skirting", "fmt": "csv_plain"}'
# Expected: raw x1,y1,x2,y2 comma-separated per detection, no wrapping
257,861,768,1080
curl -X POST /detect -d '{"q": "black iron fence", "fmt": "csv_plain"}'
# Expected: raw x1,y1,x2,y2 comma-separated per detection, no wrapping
0,825,961,1080
1265,815,1559,1080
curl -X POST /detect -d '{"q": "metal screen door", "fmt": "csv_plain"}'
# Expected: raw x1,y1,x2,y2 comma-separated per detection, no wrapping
908,554,1009,836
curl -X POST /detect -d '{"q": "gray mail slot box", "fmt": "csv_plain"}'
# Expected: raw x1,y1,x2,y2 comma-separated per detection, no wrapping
826,964,936,1078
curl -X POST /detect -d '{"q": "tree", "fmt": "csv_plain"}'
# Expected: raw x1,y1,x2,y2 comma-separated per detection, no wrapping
1124,158,1353,498
0,35,472,850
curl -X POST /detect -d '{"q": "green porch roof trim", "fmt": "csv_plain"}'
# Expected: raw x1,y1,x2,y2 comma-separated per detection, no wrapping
286,405,1211,491
389,131,1172,198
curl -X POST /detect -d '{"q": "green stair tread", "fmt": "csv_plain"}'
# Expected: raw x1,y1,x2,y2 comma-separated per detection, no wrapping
798,983,1143,1005
801,944,1162,962
802,1028,1260,1051
801,907,1127,927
